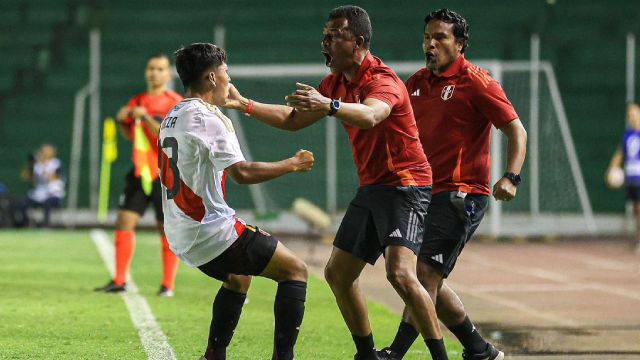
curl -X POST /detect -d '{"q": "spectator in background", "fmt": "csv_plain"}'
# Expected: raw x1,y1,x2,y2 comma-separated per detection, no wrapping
606,102,640,254
20,143,65,227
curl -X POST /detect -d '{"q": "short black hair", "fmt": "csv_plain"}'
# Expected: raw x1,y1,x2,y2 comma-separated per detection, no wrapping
328,5,372,48
174,43,227,90
424,9,470,53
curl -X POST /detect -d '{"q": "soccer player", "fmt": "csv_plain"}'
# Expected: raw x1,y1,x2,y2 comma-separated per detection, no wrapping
162,43,312,360
378,9,527,360
224,6,450,360
94,54,183,296
606,102,640,254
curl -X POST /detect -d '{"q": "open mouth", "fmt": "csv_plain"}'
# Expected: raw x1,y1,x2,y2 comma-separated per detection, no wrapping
322,52,332,67
425,52,436,62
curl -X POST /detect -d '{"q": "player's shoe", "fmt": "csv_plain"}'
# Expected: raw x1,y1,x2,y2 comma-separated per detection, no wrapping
354,352,381,360
157,285,175,297
376,347,400,360
94,280,126,293
462,343,504,360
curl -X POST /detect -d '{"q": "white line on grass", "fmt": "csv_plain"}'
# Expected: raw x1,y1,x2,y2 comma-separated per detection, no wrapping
90,229,177,360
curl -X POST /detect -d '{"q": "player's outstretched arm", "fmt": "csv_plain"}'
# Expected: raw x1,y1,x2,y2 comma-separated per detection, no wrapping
607,148,623,170
222,84,324,131
226,149,314,185
493,118,527,201
286,83,390,129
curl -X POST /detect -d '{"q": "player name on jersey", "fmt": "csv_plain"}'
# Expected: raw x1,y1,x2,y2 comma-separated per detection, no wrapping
161,116,178,129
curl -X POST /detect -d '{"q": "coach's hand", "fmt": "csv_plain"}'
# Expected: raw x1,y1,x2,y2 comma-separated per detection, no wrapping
492,177,517,201
222,84,248,110
222,84,248,111
290,149,315,172
285,83,331,112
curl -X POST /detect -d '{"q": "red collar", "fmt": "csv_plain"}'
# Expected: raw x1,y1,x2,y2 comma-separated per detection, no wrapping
436,55,465,78
345,51,374,86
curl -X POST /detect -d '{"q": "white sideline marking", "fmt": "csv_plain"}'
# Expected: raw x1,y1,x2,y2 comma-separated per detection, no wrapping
91,229,177,360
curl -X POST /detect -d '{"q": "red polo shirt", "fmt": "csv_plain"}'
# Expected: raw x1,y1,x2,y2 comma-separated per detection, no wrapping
122,90,183,155
318,52,432,187
405,55,518,195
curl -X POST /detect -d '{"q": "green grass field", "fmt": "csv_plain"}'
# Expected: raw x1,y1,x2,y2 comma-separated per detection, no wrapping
0,230,463,359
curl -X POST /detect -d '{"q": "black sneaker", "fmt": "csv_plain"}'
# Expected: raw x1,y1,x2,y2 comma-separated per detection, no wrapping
157,285,175,297
376,347,401,360
94,280,126,293
462,343,504,360
354,352,381,360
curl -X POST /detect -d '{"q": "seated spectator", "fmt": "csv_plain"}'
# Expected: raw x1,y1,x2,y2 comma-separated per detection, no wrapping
20,144,65,227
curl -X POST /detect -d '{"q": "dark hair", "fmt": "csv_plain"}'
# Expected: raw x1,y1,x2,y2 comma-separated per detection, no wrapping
174,43,227,90
148,53,171,64
424,9,470,53
328,5,372,48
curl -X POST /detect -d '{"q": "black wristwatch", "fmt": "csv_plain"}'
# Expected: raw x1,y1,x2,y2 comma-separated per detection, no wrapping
327,99,341,116
503,172,522,186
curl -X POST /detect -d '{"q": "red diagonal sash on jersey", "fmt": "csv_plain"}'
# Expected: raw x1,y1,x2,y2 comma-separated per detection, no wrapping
160,149,205,221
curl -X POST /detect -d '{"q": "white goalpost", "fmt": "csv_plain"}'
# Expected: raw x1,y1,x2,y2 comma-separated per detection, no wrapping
228,57,597,237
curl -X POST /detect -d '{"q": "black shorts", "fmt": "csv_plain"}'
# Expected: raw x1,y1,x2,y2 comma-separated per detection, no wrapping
419,191,488,277
197,225,278,282
118,168,163,221
626,184,640,202
334,185,431,265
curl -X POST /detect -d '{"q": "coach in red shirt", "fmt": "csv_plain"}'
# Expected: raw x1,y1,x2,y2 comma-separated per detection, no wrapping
224,6,449,360
379,9,527,360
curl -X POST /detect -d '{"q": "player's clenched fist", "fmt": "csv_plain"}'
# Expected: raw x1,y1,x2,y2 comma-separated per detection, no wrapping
492,177,517,201
291,149,314,172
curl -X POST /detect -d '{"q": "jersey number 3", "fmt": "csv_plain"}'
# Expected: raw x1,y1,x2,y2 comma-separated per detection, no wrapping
159,137,180,199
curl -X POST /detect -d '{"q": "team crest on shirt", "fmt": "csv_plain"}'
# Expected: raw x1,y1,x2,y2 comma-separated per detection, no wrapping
441,85,455,101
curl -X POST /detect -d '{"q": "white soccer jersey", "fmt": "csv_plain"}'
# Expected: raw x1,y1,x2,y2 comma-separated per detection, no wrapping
159,98,245,267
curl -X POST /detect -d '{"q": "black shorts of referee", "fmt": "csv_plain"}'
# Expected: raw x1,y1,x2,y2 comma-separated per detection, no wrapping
118,168,163,221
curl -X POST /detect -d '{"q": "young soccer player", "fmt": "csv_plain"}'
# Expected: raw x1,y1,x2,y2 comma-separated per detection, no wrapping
94,54,183,296
162,43,313,360
607,102,640,254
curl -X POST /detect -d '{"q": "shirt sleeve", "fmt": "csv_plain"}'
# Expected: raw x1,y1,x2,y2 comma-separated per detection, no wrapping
202,114,246,171
53,159,63,177
362,75,402,109
472,77,519,128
